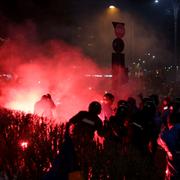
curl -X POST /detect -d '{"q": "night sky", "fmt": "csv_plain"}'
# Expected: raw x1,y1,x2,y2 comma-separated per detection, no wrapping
0,0,179,67
0,0,175,37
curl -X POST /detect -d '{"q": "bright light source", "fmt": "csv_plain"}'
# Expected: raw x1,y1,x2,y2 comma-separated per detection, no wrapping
109,5,116,9
107,4,119,14
104,74,112,78
154,0,159,3
20,140,28,150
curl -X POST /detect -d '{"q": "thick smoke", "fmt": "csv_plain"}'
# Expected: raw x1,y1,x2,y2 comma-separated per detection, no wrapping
0,18,150,123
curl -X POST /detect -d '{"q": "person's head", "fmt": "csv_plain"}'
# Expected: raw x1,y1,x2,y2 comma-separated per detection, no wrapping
88,101,102,115
41,94,48,100
116,104,128,118
162,97,170,107
142,99,156,115
46,93,52,99
103,93,114,105
127,97,136,107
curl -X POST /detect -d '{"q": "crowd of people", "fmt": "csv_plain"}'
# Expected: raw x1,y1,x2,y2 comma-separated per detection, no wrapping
36,92,180,180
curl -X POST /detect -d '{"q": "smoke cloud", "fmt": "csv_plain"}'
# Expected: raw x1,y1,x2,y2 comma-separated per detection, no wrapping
1,10,168,123
70,7,173,68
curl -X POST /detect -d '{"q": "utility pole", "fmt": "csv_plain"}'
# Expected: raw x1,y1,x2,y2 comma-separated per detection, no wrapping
172,0,180,81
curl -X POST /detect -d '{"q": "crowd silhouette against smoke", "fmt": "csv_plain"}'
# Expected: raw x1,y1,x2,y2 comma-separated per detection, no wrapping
0,4,179,179
0,22,143,123
0,7,174,124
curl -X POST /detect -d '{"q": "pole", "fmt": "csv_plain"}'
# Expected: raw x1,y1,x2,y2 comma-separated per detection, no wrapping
173,0,179,81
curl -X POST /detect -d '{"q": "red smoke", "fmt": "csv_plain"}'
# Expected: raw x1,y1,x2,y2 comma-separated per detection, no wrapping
0,22,142,123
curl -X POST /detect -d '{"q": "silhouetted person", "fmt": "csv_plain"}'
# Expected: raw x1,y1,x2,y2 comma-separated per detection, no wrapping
106,101,129,142
131,98,157,155
100,92,115,121
66,101,104,179
34,93,56,119
67,101,103,143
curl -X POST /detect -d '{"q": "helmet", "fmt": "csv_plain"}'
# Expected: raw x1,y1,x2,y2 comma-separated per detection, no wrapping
88,101,102,115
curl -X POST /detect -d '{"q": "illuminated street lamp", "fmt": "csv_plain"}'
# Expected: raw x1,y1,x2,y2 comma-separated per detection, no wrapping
107,0,119,12
107,4,119,14
109,5,116,9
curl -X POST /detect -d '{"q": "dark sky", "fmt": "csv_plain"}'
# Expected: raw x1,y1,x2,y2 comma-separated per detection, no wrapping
0,0,179,67
0,0,177,38
0,0,173,33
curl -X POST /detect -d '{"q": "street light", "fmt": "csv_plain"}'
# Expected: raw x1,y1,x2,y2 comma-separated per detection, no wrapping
107,4,119,14
155,0,159,3
109,5,116,9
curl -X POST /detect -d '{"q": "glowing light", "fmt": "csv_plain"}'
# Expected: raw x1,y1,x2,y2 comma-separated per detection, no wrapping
85,74,112,78
20,141,28,150
107,4,119,14
94,74,103,78
5,92,39,113
163,106,168,110
109,5,116,9
170,106,173,111
154,0,159,3
104,74,112,78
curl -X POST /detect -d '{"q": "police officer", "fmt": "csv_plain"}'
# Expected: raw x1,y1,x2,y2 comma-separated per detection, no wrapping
66,101,104,179
67,101,103,140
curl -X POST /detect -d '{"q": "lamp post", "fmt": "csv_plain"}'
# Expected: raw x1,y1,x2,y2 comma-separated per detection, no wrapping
172,0,180,80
